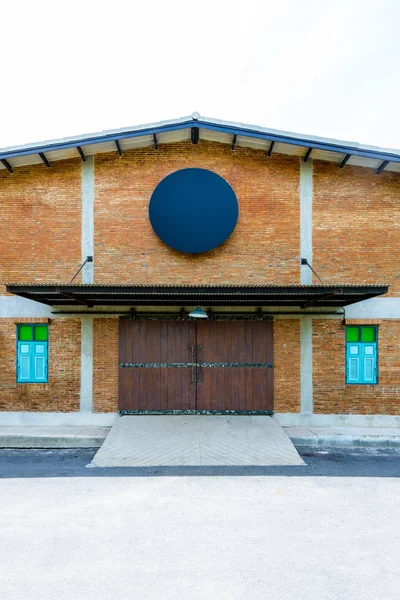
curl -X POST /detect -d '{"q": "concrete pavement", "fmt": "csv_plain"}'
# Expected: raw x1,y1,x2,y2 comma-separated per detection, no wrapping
286,425,400,447
90,415,305,467
0,426,109,448
0,448,399,600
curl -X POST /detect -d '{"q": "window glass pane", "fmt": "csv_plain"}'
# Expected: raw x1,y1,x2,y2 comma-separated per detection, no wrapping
361,327,376,342
349,346,359,355
346,327,360,342
364,346,374,355
34,326,48,341
18,325,33,341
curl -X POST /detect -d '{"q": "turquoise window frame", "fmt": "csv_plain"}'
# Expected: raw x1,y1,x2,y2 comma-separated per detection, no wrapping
16,325,48,384
346,326,378,385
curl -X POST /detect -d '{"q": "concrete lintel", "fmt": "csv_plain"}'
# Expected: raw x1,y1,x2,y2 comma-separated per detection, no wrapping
81,155,94,283
300,158,313,284
300,316,313,414
80,315,94,412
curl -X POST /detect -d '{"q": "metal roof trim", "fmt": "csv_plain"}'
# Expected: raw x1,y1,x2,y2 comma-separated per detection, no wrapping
5,283,389,289
1,115,400,165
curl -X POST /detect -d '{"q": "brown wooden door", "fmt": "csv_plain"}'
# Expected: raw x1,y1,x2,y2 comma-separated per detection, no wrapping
119,320,197,412
196,320,274,412
119,319,274,413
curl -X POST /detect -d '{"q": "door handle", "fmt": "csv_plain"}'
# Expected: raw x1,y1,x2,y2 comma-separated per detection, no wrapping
190,345,196,384
197,344,203,384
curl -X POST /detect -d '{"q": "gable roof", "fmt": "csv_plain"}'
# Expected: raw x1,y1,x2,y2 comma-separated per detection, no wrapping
1,113,400,174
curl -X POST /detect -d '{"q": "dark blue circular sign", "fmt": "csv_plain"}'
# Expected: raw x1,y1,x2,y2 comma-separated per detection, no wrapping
149,168,238,253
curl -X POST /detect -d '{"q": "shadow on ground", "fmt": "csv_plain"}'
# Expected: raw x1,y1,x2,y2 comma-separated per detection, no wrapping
0,447,399,478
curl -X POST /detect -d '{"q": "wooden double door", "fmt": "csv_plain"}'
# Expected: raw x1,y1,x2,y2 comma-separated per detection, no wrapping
119,319,274,413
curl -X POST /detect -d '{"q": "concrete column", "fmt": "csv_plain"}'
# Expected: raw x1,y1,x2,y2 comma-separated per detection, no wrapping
300,158,313,284
80,315,93,412
300,316,313,414
81,155,94,284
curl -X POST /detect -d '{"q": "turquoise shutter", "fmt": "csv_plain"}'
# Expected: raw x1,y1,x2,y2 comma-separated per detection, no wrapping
17,342,32,382
361,344,377,384
347,343,361,383
33,342,48,382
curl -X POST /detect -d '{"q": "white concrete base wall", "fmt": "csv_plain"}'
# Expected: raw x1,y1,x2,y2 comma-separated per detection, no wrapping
275,412,400,428
0,411,399,428
0,412,117,427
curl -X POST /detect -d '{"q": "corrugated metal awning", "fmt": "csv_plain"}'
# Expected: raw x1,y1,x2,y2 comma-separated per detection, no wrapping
6,283,389,307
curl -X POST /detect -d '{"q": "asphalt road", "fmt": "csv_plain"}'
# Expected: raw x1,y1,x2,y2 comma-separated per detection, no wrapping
0,448,399,600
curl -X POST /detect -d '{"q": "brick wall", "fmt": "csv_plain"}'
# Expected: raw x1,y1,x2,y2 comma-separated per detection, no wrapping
94,141,300,285
273,319,301,412
93,318,119,412
313,161,400,295
313,319,400,414
0,318,81,411
0,158,81,294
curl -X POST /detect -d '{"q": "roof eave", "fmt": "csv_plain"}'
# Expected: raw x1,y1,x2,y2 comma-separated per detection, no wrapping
1,117,400,166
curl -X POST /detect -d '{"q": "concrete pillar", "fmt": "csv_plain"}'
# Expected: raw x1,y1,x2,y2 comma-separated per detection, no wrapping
300,316,313,414
81,155,94,284
300,158,313,284
80,315,93,412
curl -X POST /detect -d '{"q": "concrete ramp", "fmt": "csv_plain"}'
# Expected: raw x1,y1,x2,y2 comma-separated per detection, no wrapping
90,415,305,467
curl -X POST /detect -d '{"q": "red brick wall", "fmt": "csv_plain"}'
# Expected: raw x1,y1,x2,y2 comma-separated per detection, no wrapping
0,318,81,412
93,318,119,412
313,161,400,295
274,319,301,412
94,141,300,285
0,158,81,294
313,319,400,414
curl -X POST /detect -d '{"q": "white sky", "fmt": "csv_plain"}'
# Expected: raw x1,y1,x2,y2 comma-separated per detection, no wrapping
1,0,399,150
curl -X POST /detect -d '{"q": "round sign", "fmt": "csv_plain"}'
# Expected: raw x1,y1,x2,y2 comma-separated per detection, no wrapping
149,168,238,253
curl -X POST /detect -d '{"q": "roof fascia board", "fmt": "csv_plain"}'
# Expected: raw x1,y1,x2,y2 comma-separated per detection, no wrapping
1,120,400,165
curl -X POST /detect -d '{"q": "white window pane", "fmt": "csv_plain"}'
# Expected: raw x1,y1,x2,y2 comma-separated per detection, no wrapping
35,345,45,354
20,344,30,354
349,346,359,355
364,346,374,355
